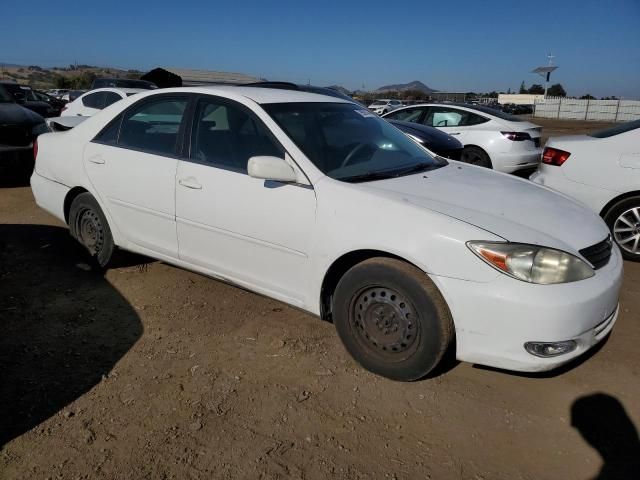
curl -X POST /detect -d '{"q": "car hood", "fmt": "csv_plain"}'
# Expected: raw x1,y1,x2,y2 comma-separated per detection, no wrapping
0,102,44,126
389,120,463,149
361,163,610,253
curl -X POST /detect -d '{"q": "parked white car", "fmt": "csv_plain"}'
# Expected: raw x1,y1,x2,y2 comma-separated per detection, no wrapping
368,99,403,115
31,87,621,380
383,104,542,173
61,88,144,117
531,120,640,260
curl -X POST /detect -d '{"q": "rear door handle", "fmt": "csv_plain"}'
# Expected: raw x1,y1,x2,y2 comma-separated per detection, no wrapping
178,177,202,190
88,155,105,164
449,132,460,135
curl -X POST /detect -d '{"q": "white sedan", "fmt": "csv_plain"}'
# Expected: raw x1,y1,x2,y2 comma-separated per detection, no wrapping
382,103,542,173
368,99,403,115
531,120,640,260
31,87,621,380
61,87,144,117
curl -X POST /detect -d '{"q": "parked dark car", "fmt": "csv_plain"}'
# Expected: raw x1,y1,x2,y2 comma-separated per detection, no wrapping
0,82,56,117
245,81,461,159
385,120,463,160
68,90,87,103
0,84,48,178
34,90,66,117
90,78,157,90
502,103,534,115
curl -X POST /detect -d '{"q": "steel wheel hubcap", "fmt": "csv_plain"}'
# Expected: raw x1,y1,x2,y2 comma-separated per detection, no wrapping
350,287,419,361
613,207,640,254
76,208,104,256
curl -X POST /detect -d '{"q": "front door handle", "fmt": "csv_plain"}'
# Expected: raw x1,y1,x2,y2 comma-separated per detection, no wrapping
178,177,202,190
88,155,105,164
449,132,460,135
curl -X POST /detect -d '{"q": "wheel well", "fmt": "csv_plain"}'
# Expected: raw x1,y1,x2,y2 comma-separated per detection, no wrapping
63,187,89,224
320,249,416,320
599,191,640,219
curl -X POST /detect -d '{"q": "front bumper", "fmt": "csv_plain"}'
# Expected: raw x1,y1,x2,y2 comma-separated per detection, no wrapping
433,245,623,372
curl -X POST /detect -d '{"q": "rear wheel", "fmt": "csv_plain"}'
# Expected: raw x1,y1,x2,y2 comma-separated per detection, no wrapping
604,196,640,261
461,146,492,169
68,193,114,268
332,258,453,381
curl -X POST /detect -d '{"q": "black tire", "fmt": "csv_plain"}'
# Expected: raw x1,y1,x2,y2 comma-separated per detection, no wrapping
603,196,640,261
461,146,492,169
332,257,453,381
68,193,115,268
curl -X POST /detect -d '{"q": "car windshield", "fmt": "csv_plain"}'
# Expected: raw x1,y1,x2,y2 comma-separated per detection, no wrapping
0,85,13,102
590,119,640,138
264,102,446,182
371,100,387,106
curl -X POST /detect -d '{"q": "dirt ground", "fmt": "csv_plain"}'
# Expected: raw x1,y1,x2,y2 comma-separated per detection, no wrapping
1,118,639,480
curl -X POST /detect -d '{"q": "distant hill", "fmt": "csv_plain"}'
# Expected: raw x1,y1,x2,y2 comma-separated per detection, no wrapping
375,80,437,94
0,63,145,89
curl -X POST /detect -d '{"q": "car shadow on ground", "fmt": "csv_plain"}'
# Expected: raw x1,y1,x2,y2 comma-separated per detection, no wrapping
572,393,640,479
0,224,143,448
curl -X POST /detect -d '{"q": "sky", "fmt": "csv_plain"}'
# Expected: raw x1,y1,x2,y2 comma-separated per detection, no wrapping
2,0,639,97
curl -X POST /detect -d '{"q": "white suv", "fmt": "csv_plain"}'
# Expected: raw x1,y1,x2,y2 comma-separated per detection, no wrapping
368,99,403,115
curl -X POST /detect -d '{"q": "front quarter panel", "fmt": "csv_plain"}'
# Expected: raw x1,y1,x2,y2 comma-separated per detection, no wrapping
308,176,502,313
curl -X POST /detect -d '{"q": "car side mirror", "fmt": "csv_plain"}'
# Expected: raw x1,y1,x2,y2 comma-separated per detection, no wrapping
248,156,297,183
13,91,26,103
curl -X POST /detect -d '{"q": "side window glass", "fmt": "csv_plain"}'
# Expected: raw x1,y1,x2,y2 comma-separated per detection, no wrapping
191,99,282,173
94,115,122,144
462,112,489,126
118,98,187,156
103,92,123,108
82,92,105,109
425,108,463,127
384,107,424,123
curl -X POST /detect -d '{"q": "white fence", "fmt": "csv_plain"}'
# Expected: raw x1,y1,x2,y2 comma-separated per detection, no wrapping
534,97,640,122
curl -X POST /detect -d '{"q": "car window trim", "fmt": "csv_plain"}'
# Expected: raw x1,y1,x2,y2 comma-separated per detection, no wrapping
90,93,193,159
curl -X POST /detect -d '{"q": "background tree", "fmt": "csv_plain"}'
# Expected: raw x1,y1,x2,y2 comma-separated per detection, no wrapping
547,83,567,97
580,94,596,100
528,84,545,94
519,81,527,94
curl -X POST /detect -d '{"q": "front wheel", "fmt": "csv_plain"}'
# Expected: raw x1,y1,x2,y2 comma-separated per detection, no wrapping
332,258,453,381
461,146,492,169
604,196,640,261
68,193,115,268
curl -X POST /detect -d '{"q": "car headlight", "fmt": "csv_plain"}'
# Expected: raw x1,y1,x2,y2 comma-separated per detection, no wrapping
32,122,50,136
467,241,594,284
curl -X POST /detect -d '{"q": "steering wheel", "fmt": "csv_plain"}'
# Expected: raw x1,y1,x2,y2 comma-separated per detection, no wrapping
341,143,376,168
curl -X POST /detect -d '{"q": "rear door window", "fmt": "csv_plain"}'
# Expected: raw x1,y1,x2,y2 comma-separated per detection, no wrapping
117,97,188,156
82,92,106,109
384,107,426,123
103,91,123,108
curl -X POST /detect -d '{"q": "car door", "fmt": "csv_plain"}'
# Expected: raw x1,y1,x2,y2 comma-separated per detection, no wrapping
83,94,189,259
175,96,316,305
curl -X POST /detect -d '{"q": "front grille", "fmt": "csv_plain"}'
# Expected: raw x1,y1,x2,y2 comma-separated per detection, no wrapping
579,237,612,270
0,125,32,147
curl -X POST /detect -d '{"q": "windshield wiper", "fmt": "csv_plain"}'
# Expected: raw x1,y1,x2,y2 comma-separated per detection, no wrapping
340,171,397,183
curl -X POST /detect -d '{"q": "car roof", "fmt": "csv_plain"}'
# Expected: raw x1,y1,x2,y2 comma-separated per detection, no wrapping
85,87,147,95
135,86,353,104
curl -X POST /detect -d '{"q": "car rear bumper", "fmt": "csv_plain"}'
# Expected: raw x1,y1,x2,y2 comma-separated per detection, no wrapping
491,150,542,173
30,171,69,223
432,244,623,372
